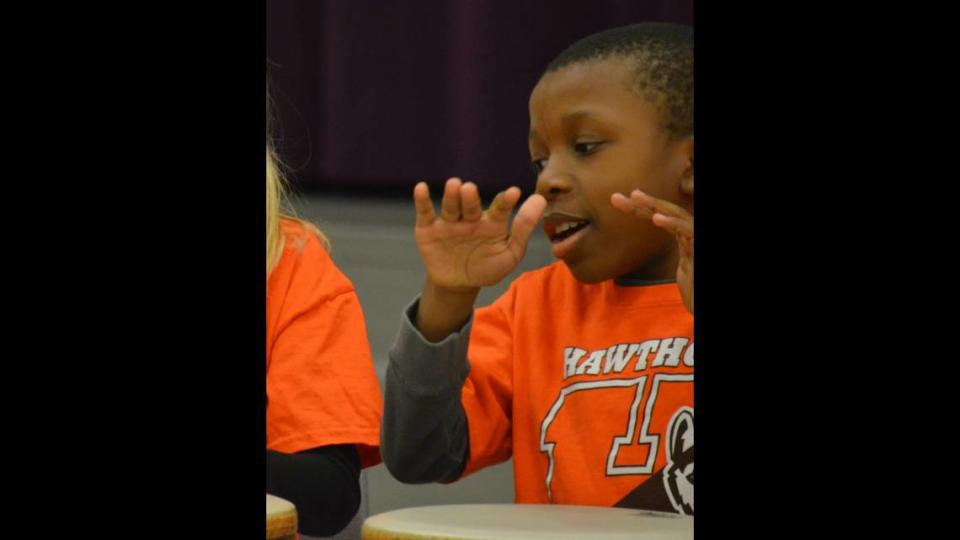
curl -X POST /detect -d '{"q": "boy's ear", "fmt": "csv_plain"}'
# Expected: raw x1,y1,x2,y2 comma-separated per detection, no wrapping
680,173,693,196
679,137,694,196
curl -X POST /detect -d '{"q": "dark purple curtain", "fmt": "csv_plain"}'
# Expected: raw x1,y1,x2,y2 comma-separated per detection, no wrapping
267,0,692,194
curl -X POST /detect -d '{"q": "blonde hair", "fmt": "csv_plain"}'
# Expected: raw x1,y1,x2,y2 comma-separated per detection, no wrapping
267,99,328,275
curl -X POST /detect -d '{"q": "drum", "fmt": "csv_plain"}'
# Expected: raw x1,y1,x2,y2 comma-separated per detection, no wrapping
361,504,692,539
267,493,298,540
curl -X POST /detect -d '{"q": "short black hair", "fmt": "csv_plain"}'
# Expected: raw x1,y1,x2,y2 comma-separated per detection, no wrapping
545,22,693,138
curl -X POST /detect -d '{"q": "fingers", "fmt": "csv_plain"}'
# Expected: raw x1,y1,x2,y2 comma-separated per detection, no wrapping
677,234,693,256
460,181,482,222
610,192,638,215
507,193,547,259
419,179,526,228
413,181,436,228
440,177,463,221
486,186,522,223
627,190,692,221
651,213,693,239
427,178,484,223
612,189,693,242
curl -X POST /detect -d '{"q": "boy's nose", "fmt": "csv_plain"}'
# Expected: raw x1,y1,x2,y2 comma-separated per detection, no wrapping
535,168,573,201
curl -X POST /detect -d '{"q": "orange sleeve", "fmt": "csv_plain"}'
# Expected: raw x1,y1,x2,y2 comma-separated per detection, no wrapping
267,225,383,468
459,286,518,476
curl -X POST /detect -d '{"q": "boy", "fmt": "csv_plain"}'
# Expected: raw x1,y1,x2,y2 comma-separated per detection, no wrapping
382,22,694,513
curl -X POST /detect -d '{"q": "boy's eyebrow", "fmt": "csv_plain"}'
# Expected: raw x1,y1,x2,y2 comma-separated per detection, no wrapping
562,110,602,122
529,110,605,141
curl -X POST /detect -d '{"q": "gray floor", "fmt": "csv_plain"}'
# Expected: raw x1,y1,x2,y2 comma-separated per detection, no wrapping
291,193,556,516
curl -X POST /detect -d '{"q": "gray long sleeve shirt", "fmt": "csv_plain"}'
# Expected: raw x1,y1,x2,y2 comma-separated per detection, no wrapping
380,297,474,484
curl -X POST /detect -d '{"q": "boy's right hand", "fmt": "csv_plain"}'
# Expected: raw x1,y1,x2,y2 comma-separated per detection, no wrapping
413,178,546,293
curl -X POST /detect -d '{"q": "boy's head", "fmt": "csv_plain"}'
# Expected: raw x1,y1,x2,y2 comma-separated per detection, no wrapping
529,23,693,283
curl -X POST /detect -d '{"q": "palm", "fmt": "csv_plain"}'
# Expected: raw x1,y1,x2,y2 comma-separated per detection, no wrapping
416,218,525,289
413,179,546,292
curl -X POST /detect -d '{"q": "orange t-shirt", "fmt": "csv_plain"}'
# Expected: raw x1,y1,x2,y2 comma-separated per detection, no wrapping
266,219,383,468
461,262,693,512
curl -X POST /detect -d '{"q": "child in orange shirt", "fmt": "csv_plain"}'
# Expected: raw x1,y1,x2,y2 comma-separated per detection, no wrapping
266,101,384,535
381,23,694,514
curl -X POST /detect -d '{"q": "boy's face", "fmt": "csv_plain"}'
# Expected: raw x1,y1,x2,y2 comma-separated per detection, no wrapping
529,57,692,283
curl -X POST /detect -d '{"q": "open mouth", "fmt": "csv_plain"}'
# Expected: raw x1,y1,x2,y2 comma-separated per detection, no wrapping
543,214,591,259
547,220,589,243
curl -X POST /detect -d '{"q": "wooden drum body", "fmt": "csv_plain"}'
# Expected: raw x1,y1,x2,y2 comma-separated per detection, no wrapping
267,494,297,540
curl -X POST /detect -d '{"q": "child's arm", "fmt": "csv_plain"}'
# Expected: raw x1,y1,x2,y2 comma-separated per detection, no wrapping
412,178,545,341
266,445,360,536
381,298,473,483
381,178,541,483
383,293,516,484
612,189,693,314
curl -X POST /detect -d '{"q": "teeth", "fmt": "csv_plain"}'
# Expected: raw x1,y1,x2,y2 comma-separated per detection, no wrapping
555,221,585,234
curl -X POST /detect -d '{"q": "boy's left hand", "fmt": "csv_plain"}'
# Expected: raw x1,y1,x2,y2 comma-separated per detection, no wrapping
611,190,693,315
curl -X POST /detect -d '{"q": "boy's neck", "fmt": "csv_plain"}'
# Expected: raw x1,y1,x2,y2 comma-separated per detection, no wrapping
614,275,676,287
615,248,678,286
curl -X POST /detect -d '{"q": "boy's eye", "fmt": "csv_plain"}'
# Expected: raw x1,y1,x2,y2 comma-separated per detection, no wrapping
573,141,602,155
530,158,548,175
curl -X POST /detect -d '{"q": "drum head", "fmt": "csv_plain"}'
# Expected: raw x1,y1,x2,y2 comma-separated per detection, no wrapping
361,504,692,540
